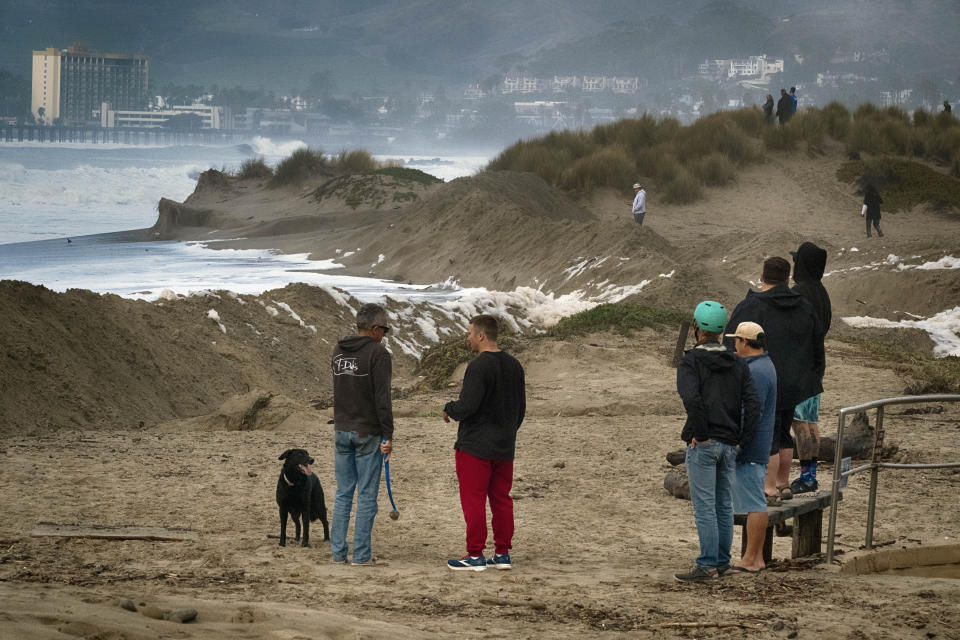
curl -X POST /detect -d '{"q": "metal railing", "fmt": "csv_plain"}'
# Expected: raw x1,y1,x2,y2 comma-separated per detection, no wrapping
825,394,960,564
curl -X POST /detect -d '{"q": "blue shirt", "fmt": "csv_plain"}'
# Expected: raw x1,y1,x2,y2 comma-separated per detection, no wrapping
740,353,777,463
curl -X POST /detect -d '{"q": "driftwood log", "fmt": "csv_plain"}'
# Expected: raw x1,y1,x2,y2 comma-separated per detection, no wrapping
819,410,898,462
664,469,690,500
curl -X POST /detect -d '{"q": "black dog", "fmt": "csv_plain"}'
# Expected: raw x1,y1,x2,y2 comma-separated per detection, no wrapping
276,449,329,547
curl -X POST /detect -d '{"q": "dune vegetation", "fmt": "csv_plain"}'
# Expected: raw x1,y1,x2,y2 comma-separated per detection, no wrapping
486,103,960,207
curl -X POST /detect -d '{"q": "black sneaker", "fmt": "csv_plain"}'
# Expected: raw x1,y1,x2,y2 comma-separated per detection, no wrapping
447,555,487,572
674,567,716,582
790,478,818,495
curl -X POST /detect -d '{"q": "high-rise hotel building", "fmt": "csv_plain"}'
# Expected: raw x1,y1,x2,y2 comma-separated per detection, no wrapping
32,46,149,124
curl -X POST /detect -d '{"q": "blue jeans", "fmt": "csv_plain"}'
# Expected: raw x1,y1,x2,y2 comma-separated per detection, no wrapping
685,440,737,570
330,430,382,563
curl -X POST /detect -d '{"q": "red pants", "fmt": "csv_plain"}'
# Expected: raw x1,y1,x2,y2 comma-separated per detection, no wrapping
455,449,514,556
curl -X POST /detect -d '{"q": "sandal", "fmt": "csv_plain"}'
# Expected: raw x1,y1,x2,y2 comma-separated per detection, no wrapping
725,565,761,576
765,492,782,507
777,485,793,501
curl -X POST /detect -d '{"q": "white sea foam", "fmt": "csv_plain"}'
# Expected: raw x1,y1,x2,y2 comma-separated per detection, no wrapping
249,136,308,159
843,306,960,357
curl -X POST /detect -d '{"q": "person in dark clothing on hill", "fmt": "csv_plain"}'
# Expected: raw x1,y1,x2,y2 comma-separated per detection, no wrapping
776,89,793,125
789,87,798,114
863,184,884,238
443,315,526,572
724,257,823,504
789,242,832,494
675,301,760,582
330,303,395,565
762,94,775,124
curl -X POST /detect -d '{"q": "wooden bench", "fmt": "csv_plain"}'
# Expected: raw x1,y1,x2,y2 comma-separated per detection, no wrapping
734,490,840,561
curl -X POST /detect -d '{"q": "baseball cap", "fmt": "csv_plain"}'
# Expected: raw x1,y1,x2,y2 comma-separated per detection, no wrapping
725,321,765,341
632,183,642,189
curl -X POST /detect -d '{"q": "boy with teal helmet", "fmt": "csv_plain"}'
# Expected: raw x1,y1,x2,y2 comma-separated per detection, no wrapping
675,300,760,581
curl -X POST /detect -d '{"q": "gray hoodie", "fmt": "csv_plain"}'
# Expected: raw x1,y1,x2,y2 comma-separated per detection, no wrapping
331,335,394,440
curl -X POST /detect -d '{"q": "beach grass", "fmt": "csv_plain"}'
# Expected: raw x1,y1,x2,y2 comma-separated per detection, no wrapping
548,303,688,339
836,157,960,212
269,148,330,187
237,156,273,180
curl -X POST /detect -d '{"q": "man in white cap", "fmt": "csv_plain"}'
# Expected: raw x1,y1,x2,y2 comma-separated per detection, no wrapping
630,182,646,225
724,321,777,575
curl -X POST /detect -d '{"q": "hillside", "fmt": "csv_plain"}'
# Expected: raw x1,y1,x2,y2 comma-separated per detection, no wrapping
4,1,957,91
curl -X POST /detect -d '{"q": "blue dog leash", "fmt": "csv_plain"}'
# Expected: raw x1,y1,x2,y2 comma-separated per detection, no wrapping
382,440,400,519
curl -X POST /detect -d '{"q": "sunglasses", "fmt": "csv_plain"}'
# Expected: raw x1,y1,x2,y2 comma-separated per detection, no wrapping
375,325,391,334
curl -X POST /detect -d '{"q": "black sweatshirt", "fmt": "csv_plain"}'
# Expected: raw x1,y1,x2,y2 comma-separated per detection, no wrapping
331,335,394,441
444,351,526,461
677,342,760,446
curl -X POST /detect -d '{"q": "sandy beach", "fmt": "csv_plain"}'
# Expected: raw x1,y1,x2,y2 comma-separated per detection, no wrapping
2,140,960,638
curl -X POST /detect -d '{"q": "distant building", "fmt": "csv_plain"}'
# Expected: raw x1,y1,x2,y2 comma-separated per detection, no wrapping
699,55,783,80
96,102,225,129
880,89,913,107
31,46,149,125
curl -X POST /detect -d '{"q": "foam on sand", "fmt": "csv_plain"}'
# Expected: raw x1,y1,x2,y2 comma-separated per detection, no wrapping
843,306,960,357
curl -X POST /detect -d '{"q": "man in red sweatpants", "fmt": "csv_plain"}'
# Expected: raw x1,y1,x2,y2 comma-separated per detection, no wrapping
442,314,526,571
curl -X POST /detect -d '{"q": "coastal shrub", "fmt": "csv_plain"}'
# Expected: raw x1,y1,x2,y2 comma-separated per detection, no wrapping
334,149,378,173
854,103,880,120
659,166,703,204
728,106,765,138
270,147,328,187
821,102,851,140
632,143,673,180
591,115,659,149
540,129,595,161
559,146,635,192
837,157,960,212
548,303,688,339
793,110,826,150
237,156,273,180
417,326,516,389
924,127,960,165
762,121,801,151
675,114,757,166
688,152,737,187
912,109,933,127
487,140,569,184
374,166,442,185
651,152,682,185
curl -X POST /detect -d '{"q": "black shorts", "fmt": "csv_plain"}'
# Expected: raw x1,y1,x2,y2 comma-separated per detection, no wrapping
770,407,797,454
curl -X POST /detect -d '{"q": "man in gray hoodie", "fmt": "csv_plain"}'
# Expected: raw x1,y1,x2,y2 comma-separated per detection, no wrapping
330,303,394,565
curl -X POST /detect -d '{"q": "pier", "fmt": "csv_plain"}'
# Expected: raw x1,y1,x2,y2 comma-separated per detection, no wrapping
0,125,240,145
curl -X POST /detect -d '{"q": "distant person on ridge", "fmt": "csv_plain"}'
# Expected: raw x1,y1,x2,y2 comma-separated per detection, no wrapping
630,182,647,226
944,100,952,114
862,184,884,238
725,321,776,574
724,257,823,505
443,315,526,572
789,87,798,114
675,301,760,582
788,242,832,495
776,89,792,125
762,94,775,124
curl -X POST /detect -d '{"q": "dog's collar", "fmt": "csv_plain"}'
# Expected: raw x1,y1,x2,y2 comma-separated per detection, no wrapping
282,472,295,486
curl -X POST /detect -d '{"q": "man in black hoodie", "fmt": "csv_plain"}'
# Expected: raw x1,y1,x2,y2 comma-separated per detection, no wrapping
330,303,394,565
676,301,760,582
724,257,823,503
789,242,832,494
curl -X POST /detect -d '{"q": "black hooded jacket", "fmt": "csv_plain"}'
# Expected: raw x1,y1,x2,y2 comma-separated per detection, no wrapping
724,284,824,409
863,186,883,218
792,243,832,378
677,342,760,447
331,335,394,440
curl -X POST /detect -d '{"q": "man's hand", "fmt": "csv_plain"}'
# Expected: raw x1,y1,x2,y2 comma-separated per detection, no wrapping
442,411,450,423
689,437,711,449
380,440,393,459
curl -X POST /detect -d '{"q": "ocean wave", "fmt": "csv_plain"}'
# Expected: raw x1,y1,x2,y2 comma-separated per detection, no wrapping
248,136,308,159
0,162,204,211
